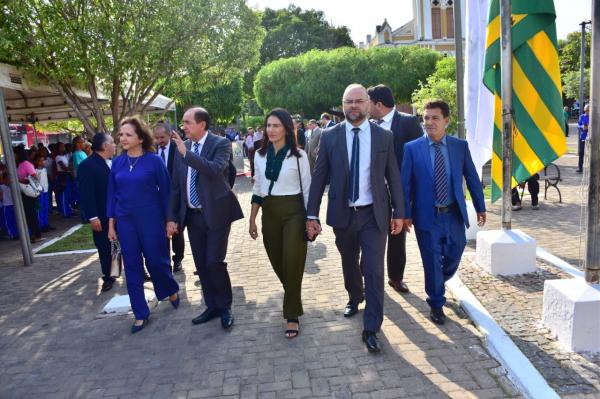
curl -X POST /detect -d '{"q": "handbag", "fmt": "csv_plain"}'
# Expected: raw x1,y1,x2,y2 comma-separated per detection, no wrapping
110,240,123,278
19,175,43,198
296,157,316,242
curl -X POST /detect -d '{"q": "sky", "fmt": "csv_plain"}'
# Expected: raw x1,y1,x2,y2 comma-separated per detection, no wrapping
248,0,593,45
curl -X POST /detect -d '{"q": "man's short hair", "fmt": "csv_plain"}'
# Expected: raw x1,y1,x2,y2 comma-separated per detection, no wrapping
91,133,111,152
320,113,331,120
423,100,450,118
153,122,171,135
309,119,317,124
367,85,395,108
189,107,211,130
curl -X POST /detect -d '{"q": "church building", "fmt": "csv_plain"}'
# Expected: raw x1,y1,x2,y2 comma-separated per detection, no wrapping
361,0,465,56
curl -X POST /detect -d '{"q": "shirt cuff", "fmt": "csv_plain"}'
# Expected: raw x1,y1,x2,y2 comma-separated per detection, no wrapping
307,216,319,220
89,217,99,222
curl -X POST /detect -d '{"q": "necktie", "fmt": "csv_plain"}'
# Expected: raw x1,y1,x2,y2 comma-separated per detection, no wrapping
189,143,201,207
347,127,360,203
433,143,448,205
160,146,166,164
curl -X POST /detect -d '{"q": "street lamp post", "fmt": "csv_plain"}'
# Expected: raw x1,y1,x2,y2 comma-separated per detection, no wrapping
500,0,513,230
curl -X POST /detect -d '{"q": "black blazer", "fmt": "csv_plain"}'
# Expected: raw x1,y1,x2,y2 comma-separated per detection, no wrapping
307,121,404,233
390,111,423,172
167,141,176,177
77,152,110,223
168,133,244,230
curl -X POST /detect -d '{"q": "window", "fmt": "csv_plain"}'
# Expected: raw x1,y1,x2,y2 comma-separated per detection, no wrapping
446,7,454,38
432,8,441,39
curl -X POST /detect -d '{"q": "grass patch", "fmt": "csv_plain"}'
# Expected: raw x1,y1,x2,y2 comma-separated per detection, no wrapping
466,185,492,201
38,224,95,254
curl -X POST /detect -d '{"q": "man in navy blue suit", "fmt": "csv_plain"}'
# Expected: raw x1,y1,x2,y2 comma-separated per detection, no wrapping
77,133,116,291
401,100,486,325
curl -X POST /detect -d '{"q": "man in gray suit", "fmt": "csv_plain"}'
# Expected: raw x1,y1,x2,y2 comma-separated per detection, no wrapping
305,119,322,173
167,107,244,330
306,84,405,353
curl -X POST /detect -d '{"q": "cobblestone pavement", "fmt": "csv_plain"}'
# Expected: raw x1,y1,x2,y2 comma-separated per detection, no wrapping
459,126,600,398
0,173,520,398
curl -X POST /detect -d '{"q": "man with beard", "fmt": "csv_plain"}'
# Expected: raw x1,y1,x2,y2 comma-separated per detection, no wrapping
306,84,405,353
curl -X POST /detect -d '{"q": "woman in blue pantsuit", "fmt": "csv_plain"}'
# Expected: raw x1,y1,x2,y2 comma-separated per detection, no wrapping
107,116,180,334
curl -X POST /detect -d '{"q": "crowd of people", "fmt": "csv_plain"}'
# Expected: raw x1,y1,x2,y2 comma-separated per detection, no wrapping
1,83,487,354
0,138,95,242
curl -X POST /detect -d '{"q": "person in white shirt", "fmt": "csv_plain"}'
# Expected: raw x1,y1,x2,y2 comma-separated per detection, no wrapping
245,128,255,176
248,108,311,339
34,153,53,232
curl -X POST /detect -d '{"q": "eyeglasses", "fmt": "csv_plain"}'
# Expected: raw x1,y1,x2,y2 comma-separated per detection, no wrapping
343,99,368,105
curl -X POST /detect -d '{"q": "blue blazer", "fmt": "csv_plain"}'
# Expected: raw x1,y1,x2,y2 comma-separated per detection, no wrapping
401,135,485,231
77,152,110,223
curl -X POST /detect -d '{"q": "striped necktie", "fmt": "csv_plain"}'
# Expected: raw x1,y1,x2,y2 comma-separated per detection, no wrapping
433,143,448,205
160,146,166,164
189,142,201,207
347,127,360,203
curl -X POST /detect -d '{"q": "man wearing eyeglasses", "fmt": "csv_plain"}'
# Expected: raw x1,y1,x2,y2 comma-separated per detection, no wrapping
306,84,405,353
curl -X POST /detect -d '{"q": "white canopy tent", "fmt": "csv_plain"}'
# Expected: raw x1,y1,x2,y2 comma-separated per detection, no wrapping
0,63,176,266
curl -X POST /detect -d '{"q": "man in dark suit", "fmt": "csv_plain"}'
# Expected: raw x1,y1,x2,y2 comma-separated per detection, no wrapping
154,123,185,273
307,84,405,353
167,107,244,330
77,133,116,291
402,100,486,325
305,119,322,173
367,84,423,294
320,112,335,129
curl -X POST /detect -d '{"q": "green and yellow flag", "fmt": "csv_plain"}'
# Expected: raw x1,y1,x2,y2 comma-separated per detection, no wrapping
484,0,566,202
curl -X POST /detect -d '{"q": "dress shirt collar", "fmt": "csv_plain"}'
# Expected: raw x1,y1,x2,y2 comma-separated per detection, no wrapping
382,108,395,125
190,133,208,148
426,134,447,147
345,118,370,135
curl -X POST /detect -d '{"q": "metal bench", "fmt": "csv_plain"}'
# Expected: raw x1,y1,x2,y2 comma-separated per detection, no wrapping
539,162,562,203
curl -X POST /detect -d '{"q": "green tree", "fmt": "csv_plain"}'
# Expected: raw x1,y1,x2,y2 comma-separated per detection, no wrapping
562,68,590,101
412,57,458,133
0,0,263,137
558,30,591,75
254,46,440,116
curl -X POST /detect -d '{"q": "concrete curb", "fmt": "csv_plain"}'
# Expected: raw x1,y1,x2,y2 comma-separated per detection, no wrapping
33,223,83,254
536,247,584,279
35,249,97,257
447,257,560,399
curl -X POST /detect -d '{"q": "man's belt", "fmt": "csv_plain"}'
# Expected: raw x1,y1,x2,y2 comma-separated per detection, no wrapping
188,207,203,213
350,204,373,212
434,202,457,214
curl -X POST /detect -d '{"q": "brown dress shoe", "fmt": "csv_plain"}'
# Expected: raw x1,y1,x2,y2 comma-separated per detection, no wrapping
388,279,409,293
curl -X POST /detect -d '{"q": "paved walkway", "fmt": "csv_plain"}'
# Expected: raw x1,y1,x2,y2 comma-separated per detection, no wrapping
459,125,600,398
0,174,520,398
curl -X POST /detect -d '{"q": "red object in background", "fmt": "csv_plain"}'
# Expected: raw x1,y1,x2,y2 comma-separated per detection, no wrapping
9,123,67,147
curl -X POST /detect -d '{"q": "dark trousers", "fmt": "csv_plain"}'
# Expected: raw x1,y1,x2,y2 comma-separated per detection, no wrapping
578,139,586,171
169,228,185,264
117,209,179,320
511,174,539,206
387,230,407,282
93,218,113,283
415,208,466,309
334,206,386,333
21,194,41,238
186,209,233,312
262,195,307,319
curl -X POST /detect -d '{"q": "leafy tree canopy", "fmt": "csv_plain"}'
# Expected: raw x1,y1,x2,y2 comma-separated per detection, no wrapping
558,30,591,75
254,46,440,117
562,68,590,101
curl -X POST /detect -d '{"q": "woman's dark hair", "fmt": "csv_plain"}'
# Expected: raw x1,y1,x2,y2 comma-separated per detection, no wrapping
120,116,154,152
91,132,111,152
258,108,301,158
13,145,27,165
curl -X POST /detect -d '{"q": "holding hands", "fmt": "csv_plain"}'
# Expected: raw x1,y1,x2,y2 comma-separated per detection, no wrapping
305,219,321,241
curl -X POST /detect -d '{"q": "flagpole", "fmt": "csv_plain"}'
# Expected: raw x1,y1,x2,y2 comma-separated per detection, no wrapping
500,0,513,230
585,0,599,284
454,0,465,140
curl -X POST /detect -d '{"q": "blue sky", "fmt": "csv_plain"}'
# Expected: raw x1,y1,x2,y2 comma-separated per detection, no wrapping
248,0,592,45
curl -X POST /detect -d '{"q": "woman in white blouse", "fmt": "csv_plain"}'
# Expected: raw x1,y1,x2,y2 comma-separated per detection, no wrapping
249,108,311,339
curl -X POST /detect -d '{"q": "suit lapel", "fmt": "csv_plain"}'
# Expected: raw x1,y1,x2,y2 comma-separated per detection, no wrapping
370,122,378,183
419,137,434,178
167,141,176,174
200,133,212,158
338,123,350,177
447,136,460,186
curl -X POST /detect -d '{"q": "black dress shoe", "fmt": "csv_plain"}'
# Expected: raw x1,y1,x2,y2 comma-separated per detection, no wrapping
388,279,410,293
173,261,183,273
192,308,219,325
430,307,446,325
344,301,359,318
221,309,234,329
101,280,114,292
362,331,381,353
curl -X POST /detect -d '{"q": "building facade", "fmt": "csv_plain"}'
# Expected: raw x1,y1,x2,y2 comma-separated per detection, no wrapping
361,0,465,56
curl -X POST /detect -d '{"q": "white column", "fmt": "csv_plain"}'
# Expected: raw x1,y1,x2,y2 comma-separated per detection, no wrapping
424,0,433,39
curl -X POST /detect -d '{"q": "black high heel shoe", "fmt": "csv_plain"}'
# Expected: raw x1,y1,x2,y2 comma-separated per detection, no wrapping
170,294,180,309
131,319,148,334
285,319,300,339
